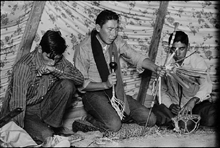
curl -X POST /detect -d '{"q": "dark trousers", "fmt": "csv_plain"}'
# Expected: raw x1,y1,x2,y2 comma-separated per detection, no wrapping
152,103,174,127
24,79,77,144
192,100,217,127
152,100,217,127
82,91,157,132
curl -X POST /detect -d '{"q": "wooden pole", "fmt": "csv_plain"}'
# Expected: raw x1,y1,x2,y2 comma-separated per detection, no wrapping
137,1,169,105
15,1,46,63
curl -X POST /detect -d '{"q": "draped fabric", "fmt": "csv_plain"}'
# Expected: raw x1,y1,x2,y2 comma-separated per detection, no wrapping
1,1,219,109
1,1,34,102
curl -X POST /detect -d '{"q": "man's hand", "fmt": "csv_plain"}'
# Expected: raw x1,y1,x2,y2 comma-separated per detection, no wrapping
106,72,117,89
165,63,178,74
36,65,55,76
156,66,166,77
179,97,200,115
169,103,181,115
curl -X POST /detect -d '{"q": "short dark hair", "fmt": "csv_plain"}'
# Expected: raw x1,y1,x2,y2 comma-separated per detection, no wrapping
168,31,189,46
39,30,67,56
95,9,119,28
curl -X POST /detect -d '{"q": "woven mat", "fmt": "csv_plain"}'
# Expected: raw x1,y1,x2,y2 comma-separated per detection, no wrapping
103,123,159,139
103,124,216,139
70,124,159,147
71,119,216,142
70,124,216,147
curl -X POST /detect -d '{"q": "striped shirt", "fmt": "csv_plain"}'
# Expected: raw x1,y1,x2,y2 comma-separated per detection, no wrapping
2,49,84,127
74,35,147,92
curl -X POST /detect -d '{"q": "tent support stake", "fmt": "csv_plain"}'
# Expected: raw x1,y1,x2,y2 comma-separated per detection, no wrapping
137,1,169,105
15,1,46,63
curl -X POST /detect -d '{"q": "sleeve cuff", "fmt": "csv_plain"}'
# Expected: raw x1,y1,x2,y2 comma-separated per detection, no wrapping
52,68,64,77
136,57,147,73
77,79,90,93
194,93,211,102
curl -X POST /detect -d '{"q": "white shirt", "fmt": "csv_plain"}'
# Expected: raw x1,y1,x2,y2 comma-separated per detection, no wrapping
161,51,212,108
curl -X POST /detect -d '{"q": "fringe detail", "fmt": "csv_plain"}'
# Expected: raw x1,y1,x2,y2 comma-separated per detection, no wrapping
110,85,125,120
110,96,125,120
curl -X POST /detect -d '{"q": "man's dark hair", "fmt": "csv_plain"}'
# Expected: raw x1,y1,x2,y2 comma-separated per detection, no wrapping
169,31,189,46
95,9,119,28
39,30,67,56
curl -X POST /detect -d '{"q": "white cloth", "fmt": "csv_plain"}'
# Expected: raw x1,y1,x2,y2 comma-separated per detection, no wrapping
0,121,37,147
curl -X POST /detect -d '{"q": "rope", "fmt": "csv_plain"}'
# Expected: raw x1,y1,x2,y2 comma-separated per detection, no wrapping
141,22,180,135
110,74,125,120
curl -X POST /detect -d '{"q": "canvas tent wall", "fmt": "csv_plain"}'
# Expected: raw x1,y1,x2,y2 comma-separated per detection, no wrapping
1,1,219,110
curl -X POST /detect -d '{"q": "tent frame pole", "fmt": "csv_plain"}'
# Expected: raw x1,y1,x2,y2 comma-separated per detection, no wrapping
15,1,46,63
137,1,169,105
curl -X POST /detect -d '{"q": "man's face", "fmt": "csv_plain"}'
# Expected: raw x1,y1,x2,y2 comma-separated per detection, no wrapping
96,20,119,45
42,52,63,66
171,41,188,61
38,46,62,66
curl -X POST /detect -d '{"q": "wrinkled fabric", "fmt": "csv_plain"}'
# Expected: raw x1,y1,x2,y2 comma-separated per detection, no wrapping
24,79,77,144
1,48,84,128
74,35,146,93
90,30,130,116
161,51,212,108
0,121,37,147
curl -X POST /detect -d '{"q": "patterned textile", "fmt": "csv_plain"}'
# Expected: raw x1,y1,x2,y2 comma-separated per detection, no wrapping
0,48,84,127
72,119,159,140
1,1,219,109
104,123,147,139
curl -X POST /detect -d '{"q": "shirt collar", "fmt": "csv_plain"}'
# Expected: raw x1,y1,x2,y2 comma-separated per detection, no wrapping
33,47,45,70
174,50,193,66
96,34,108,51
182,51,193,65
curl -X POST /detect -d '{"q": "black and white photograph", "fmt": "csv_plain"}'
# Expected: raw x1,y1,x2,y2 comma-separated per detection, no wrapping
0,1,219,147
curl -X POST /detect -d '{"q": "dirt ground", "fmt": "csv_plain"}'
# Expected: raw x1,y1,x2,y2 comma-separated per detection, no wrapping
94,130,217,147
70,126,218,147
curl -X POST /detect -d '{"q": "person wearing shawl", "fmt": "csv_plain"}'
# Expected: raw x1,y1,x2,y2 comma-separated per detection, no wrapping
74,9,165,132
153,31,216,128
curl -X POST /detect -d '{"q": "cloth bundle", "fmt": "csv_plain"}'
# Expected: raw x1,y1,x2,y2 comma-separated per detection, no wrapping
0,121,38,147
